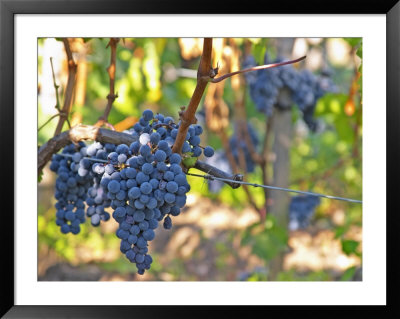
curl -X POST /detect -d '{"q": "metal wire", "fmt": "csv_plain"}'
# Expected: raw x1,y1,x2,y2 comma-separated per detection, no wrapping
57,153,362,204
57,153,109,163
186,172,362,204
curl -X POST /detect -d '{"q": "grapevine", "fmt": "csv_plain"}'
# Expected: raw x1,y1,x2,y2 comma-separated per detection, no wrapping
39,37,362,282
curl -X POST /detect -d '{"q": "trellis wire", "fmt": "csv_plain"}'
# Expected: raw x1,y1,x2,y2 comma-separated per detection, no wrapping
58,153,109,163
186,172,362,204
57,153,362,204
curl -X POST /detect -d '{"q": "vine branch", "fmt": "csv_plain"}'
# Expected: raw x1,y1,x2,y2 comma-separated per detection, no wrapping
38,113,61,132
209,56,306,83
54,38,76,136
50,57,61,111
95,38,119,128
172,38,213,154
38,58,65,133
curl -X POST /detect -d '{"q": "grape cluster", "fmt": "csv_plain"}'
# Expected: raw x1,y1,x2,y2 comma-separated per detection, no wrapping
292,69,336,132
243,54,282,116
204,122,259,179
243,53,336,131
229,122,259,173
204,150,231,193
288,195,320,230
50,143,93,234
50,109,216,275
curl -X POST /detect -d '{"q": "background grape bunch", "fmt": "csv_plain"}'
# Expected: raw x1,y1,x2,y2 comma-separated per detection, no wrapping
229,121,259,173
288,195,321,230
243,53,336,132
50,109,215,274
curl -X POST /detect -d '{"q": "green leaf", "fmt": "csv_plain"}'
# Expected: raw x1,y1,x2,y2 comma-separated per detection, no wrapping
334,225,348,239
340,266,357,281
356,45,362,60
38,170,43,183
182,156,197,169
241,217,288,262
341,239,359,255
343,38,361,48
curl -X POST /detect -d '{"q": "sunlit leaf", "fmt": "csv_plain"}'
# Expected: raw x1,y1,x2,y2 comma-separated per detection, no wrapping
341,239,360,255
340,266,357,281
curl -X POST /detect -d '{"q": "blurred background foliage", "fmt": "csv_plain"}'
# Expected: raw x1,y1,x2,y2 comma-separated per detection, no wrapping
38,37,362,281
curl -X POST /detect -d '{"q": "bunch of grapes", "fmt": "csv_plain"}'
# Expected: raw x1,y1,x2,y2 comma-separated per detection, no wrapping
243,53,336,131
229,122,259,173
243,54,283,116
292,69,336,132
288,195,321,230
50,109,215,274
204,150,231,193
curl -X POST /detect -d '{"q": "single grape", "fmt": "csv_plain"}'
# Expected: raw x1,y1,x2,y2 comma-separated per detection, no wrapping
203,146,214,157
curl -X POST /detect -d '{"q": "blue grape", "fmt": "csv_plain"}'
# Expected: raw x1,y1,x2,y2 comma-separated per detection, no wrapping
118,153,127,164
192,146,202,157
169,153,181,164
142,229,155,241
164,171,175,182
203,146,214,157
166,181,179,193
154,150,167,162
164,192,175,204
142,163,154,175
150,132,161,145
116,144,129,155
139,220,149,231
133,211,145,222
163,216,172,230
136,171,149,184
140,182,152,195
91,214,101,226
139,133,151,145
157,140,169,151
142,109,154,121
107,180,120,193
139,144,151,157
174,173,187,186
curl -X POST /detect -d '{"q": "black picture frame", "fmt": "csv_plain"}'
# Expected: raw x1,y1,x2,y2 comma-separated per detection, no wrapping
1,1,399,317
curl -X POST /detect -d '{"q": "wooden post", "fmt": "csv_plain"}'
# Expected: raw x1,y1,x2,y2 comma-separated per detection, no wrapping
267,38,295,280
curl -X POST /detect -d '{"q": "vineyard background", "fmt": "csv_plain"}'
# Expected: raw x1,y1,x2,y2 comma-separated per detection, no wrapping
38,37,362,281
